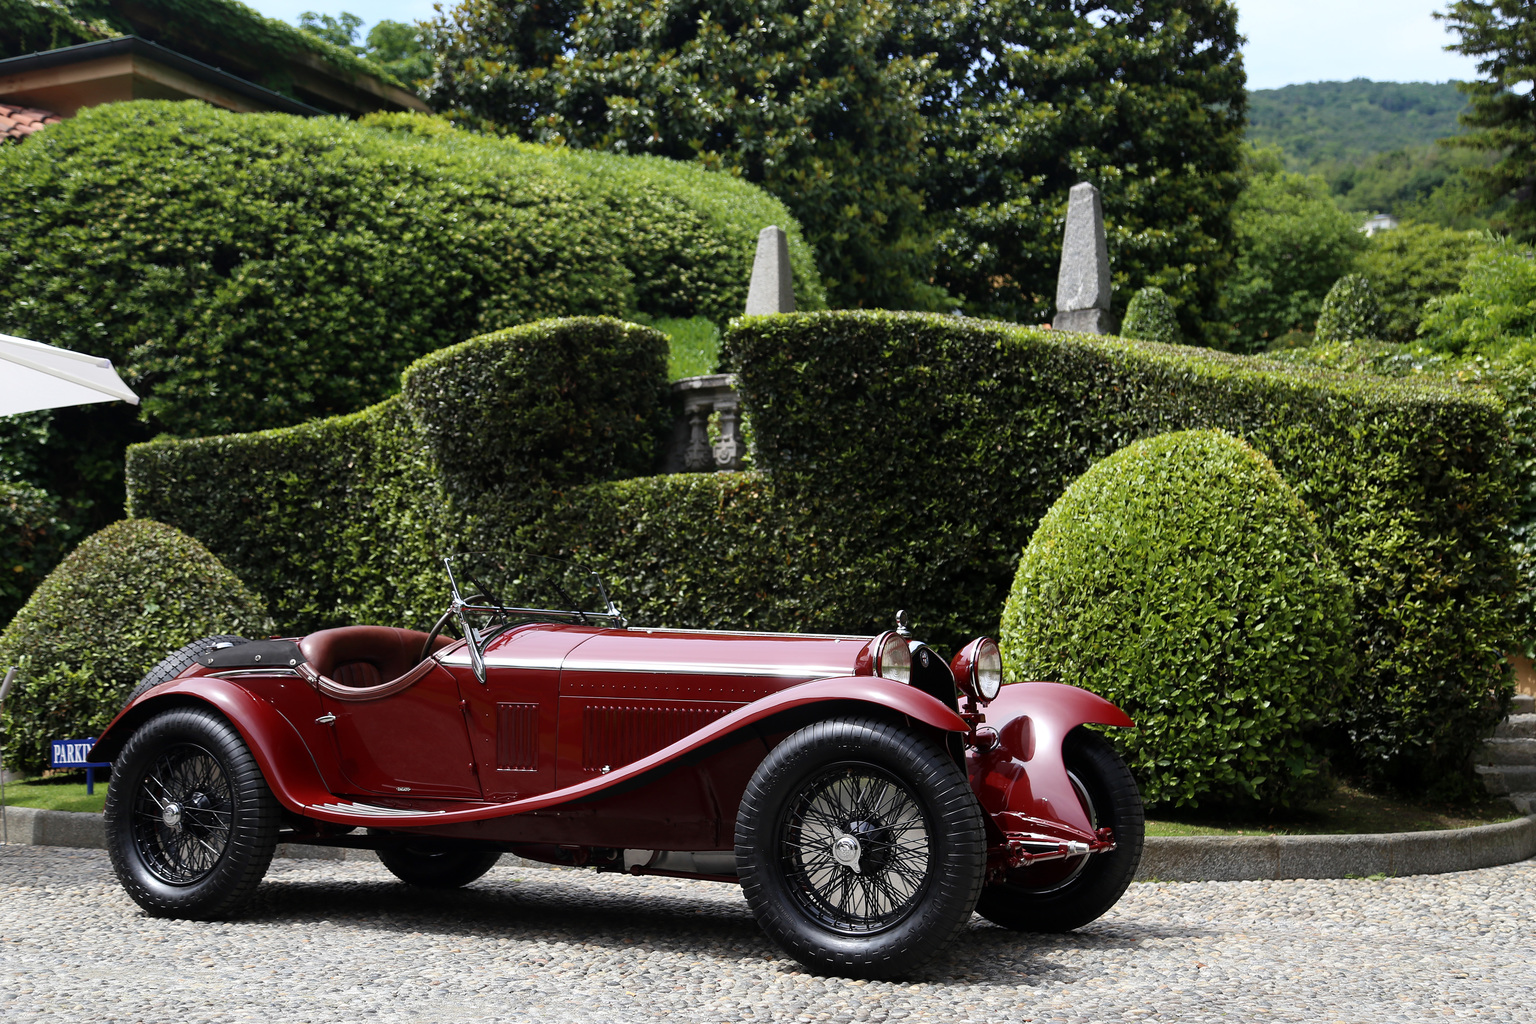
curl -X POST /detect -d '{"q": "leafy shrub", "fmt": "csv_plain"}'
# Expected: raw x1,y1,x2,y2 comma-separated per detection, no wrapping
1418,237,1536,359
1000,430,1355,809
1315,274,1383,342
1355,222,1489,342
0,100,820,530
1120,287,1181,345
1,481,73,627
128,311,1516,793
0,520,271,774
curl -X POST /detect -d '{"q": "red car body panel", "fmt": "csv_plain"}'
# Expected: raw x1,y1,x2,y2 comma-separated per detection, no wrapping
91,623,1132,863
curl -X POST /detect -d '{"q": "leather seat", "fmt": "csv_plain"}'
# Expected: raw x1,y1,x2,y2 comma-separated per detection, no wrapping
298,626,453,689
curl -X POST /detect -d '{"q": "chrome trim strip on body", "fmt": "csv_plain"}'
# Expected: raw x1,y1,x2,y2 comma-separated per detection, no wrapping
561,660,855,679
210,668,302,680
308,801,446,817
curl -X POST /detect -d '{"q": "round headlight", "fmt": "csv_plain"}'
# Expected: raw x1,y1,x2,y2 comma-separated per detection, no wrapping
974,638,1003,701
875,631,912,685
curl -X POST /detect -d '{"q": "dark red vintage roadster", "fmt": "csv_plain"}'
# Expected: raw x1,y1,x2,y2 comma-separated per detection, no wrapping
90,556,1143,978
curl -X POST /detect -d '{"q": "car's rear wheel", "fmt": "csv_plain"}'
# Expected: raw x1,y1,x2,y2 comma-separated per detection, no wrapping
736,716,986,979
105,706,279,919
126,635,250,707
975,726,1144,933
372,834,502,888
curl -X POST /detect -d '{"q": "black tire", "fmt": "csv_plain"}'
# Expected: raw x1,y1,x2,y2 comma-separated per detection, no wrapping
975,726,1144,933
736,716,987,979
373,834,502,888
105,706,279,919
126,635,250,707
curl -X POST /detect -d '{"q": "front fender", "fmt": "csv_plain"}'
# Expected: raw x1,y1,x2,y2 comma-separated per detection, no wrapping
89,679,337,815
971,681,1135,839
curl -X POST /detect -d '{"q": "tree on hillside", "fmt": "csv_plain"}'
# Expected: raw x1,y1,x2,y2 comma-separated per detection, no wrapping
1439,1,1536,239
425,1,1247,338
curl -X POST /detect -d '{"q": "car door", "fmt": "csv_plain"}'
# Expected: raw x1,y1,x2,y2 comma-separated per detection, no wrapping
448,624,608,801
317,660,482,800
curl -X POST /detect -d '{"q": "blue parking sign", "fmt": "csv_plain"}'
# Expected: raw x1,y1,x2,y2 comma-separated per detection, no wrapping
50,737,109,794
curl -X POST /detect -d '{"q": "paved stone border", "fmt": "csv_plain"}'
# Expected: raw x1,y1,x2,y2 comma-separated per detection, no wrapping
5,804,1534,879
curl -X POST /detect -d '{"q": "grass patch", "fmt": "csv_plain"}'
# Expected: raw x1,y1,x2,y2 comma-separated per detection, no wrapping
1,774,108,813
634,315,722,379
1146,782,1520,836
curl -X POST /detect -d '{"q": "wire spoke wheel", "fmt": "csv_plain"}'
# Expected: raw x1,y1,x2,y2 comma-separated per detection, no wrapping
779,764,933,934
105,706,278,920
737,716,986,979
130,742,235,884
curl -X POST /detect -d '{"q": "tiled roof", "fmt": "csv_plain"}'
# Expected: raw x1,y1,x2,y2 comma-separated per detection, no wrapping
0,103,63,143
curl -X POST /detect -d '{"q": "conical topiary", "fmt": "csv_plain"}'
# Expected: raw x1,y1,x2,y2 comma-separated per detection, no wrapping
1120,286,1181,344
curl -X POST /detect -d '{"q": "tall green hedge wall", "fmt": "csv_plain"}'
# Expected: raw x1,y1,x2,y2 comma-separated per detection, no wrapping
127,312,1517,792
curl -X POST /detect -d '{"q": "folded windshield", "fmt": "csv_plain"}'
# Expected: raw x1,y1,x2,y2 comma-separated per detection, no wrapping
444,553,624,629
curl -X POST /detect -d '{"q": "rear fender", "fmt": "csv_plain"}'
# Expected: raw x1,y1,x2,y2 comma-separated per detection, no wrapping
88,679,336,815
970,681,1135,839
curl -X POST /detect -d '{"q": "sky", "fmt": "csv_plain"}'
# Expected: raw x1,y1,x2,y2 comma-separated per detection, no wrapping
243,0,1484,92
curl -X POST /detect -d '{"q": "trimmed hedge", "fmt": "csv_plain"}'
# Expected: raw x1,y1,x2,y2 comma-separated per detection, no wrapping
1315,274,1383,343
724,311,1515,791
129,318,670,632
0,519,271,774
128,311,1517,792
1120,287,1182,345
1000,430,1355,809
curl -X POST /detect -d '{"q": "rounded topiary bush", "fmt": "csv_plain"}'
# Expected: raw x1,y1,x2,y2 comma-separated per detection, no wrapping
1315,273,1382,343
999,430,1355,810
1120,286,1181,344
0,520,272,774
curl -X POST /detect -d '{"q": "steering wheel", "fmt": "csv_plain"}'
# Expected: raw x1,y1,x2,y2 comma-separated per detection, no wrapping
419,593,499,663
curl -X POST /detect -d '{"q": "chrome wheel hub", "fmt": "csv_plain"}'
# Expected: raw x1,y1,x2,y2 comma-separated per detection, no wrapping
162,801,184,830
831,834,863,873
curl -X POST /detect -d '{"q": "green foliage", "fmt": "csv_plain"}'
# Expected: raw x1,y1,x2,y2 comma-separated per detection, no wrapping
1222,150,1368,351
1246,80,1468,169
426,0,933,311
1418,237,1536,358
1120,287,1181,345
634,316,724,380
919,0,1248,344
426,1,1248,339
1000,430,1355,809
297,11,433,87
1325,145,1501,229
0,100,817,532
1315,274,1383,343
1439,2,1536,239
401,317,671,497
1,481,74,627
1355,222,1490,342
126,311,1517,794
0,0,115,59
0,519,271,774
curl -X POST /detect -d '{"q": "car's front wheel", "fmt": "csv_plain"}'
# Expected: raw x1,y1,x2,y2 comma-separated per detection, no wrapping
105,706,279,919
736,716,986,979
975,726,1144,933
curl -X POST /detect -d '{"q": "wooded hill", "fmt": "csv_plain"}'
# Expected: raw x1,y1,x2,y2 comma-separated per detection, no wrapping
1246,79,1467,169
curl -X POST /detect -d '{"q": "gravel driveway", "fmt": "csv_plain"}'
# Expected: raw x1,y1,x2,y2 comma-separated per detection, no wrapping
2,845,1533,1023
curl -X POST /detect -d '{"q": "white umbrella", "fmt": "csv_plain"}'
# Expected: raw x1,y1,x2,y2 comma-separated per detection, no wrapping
0,332,139,416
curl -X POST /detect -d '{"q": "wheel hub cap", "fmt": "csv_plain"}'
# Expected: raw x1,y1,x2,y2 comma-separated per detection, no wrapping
831,833,863,873
161,801,183,830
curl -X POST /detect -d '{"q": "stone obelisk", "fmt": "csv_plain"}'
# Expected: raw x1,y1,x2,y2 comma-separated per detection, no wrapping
1053,182,1113,334
745,225,795,315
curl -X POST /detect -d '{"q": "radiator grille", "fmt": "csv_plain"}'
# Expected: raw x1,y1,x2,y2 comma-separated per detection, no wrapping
496,702,539,771
581,703,733,773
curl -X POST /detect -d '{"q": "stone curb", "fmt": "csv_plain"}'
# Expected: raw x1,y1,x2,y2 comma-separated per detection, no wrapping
1134,814,1536,881
5,805,1535,880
